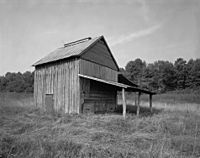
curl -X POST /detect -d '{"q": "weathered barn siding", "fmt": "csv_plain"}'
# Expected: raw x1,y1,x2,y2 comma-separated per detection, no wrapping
34,58,80,114
79,59,118,82
33,36,154,116
80,78,117,113
34,36,120,114
79,57,118,113
81,40,118,71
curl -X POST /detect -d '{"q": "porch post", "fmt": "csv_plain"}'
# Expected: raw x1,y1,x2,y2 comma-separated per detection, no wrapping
136,92,141,116
122,88,126,118
149,94,152,113
135,92,137,106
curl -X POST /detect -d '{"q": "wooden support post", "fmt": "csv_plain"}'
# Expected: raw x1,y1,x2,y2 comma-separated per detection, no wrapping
122,88,126,118
149,94,152,113
135,92,137,106
136,92,141,116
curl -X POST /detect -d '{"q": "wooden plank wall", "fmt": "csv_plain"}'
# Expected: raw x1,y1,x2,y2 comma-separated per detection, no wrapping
81,40,118,71
80,78,117,113
34,58,80,114
80,59,118,82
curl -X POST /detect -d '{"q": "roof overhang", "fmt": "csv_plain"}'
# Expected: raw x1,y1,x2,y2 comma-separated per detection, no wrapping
78,74,156,95
118,74,138,87
78,74,129,88
126,87,156,95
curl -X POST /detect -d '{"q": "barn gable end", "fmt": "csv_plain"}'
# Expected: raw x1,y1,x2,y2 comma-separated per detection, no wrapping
81,39,118,71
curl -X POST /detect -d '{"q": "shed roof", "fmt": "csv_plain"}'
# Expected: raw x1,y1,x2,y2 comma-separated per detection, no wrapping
79,74,156,95
118,74,156,94
33,36,119,69
118,74,138,87
78,74,129,88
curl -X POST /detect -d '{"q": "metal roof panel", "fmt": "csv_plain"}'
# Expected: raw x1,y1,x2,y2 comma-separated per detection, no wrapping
33,36,101,66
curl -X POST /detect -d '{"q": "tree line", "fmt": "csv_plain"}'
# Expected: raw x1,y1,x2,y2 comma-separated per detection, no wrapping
121,58,200,92
0,71,34,93
0,58,199,93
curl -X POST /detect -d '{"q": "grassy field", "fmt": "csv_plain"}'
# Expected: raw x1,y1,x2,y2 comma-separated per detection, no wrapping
0,92,200,158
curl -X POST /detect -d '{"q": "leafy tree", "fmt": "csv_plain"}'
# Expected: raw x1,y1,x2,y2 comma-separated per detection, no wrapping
190,59,200,87
0,76,7,91
123,58,200,93
185,59,194,87
125,58,146,85
0,71,34,93
23,71,34,92
145,61,176,92
174,58,187,89
5,72,25,92
144,63,160,91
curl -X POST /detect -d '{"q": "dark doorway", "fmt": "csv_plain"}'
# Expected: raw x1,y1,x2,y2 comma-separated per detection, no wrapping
45,94,54,114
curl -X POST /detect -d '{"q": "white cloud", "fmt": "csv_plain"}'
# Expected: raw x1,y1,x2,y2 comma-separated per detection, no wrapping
110,23,163,46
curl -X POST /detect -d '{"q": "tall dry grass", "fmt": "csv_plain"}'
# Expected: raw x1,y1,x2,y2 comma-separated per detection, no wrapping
0,92,200,158
0,92,34,108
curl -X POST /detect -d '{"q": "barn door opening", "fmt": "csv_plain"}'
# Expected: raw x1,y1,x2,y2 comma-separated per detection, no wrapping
45,94,54,114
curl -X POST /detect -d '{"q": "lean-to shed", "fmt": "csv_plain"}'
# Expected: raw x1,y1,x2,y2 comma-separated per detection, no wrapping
33,36,155,115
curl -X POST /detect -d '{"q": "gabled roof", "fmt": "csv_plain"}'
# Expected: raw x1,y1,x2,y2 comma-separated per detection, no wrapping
33,36,119,70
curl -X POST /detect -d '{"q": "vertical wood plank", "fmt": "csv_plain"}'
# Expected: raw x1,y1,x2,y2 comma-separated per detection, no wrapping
149,94,152,113
42,68,44,109
72,61,74,113
63,63,66,113
61,64,64,112
137,92,141,116
38,70,40,107
53,65,55,110
69,61,72,113
67,62,70,113
65,62,69,113
75,59,80,113
57,64,60,112
122,88,126,118
34,70,37,107
55,65,58,112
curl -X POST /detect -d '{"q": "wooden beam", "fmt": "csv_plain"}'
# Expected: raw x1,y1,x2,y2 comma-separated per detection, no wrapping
122,88,126,118
149,94,152,113
136,92,141,116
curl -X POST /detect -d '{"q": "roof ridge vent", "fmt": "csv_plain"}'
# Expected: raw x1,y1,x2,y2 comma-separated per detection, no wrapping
64,37,92,47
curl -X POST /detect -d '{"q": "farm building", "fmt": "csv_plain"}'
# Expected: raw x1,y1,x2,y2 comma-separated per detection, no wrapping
33,36,155,116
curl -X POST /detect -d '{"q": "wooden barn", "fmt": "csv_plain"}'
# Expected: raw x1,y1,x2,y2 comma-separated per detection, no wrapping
33,36,155,116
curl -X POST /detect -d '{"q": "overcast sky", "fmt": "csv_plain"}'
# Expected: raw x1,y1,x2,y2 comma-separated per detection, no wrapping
0,0,200,75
